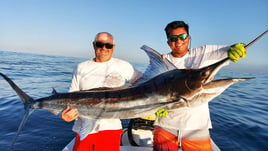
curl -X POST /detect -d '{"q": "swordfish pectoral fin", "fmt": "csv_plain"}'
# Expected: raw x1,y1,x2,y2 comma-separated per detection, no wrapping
0,72,35,150
164,97,191,110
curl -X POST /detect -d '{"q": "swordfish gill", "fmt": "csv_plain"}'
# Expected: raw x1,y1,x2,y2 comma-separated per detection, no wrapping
0,45,254,120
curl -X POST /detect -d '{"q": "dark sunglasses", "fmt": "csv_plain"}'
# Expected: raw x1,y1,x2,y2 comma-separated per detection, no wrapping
168,34,189,42
94,41,114,49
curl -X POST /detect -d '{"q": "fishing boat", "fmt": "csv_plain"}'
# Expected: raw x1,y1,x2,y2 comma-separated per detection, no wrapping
63,118,221,151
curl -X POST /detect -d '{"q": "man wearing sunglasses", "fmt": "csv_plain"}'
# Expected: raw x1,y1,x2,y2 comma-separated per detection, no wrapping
153,21,246,151
61,32,141,151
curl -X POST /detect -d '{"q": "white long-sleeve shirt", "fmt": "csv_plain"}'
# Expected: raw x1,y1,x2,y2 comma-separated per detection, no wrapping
154,45,230,130
69,58,141,140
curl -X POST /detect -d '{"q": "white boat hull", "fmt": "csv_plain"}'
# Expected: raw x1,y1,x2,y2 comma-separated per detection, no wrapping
63,128,220,151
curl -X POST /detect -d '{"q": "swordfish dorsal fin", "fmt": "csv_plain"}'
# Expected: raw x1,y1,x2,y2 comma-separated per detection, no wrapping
134,45,177,85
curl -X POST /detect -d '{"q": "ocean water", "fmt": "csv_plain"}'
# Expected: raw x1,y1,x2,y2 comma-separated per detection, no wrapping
0,50,267,151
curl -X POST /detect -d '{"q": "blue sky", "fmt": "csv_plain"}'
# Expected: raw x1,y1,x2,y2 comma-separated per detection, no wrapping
1,0,267,69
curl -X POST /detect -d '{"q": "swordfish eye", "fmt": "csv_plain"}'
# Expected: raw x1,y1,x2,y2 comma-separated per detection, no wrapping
200,69,211,78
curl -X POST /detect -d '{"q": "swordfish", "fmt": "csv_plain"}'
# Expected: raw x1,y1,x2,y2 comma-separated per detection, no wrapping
0,45,254,120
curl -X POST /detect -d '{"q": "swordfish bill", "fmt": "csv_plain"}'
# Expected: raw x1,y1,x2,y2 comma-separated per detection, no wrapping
0,45,254,120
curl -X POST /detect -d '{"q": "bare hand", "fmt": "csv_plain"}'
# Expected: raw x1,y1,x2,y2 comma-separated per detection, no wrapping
161,54,167,59
61,106,79,122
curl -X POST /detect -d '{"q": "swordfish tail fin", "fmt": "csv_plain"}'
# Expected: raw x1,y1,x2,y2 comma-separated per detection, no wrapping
0,72,35,150
0,72,34,104
8,103,34,151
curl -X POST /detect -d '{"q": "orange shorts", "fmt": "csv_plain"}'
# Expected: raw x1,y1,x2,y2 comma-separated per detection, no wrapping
73,129,123,151
153,127,212,151
181,137,212,151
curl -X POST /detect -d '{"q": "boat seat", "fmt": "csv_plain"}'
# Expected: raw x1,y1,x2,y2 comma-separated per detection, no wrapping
126,118,154,146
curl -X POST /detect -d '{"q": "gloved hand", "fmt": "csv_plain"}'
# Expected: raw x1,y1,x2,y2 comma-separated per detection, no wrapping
228,43,246,62
155,108,169,117
141,114,156,121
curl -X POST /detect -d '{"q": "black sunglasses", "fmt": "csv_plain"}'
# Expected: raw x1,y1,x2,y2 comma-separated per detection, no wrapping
168,34,189,42
94,41,114,49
